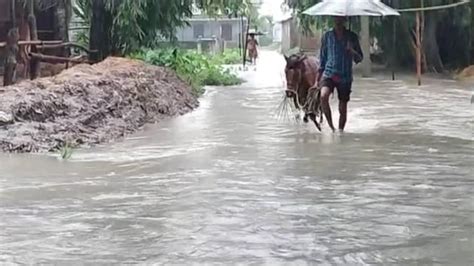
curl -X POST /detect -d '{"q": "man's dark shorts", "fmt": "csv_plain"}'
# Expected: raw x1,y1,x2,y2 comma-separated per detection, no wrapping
320,78,352,102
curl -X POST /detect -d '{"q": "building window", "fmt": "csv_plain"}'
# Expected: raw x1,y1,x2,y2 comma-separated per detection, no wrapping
193,24,204,39
221,24,233,41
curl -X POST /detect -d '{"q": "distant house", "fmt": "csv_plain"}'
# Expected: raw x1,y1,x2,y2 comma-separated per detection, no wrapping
272,23,282,43
276,14,321,55
175,12,247,51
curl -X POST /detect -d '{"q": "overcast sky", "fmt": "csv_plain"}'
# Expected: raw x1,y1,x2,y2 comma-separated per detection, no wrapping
259,0,285,18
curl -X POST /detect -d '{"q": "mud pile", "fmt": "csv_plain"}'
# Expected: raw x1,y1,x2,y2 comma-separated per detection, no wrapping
0,57,199,152
457,65,474,80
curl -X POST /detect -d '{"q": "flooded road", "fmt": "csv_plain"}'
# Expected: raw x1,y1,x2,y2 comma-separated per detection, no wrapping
1,51,473,264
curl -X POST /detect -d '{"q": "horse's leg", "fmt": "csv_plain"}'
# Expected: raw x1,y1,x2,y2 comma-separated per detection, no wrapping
309,113,322,132
319,106,324,125
292,95,305,121
293,95,299,110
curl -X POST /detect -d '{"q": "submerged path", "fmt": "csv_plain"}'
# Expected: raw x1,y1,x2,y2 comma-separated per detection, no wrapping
0,51,473,264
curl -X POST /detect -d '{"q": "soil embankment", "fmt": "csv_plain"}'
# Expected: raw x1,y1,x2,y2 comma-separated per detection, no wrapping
0,57,199,152
457,65,474,80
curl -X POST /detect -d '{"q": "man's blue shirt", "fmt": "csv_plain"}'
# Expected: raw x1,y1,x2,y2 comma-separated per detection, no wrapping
319,29,363,84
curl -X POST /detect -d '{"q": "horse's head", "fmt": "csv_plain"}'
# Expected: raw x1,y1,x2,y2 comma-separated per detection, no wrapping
284,54,306,98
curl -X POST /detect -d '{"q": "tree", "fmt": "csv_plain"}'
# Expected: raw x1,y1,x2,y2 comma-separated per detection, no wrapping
76,0,197,60
78,0,260,60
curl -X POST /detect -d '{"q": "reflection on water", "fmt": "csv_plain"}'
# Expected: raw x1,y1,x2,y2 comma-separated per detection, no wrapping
0,52,473,264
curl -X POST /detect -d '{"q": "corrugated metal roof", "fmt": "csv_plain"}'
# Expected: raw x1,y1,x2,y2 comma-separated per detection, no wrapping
187,16,246,22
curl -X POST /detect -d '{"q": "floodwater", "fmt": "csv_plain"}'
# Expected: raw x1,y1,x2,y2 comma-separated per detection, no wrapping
0,51,473,265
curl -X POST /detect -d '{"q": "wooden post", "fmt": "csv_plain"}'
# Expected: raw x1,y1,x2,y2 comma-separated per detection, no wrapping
28,0,40,80
3,0,18,86
4,29,19,87
416,11,422,86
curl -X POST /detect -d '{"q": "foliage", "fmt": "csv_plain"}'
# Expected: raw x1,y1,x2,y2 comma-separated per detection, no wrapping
74,0,263,57
59,141,74,160
196,0,259,18
211,49,242,65
71,0,90,45
130,49,242,95
75,0,195,55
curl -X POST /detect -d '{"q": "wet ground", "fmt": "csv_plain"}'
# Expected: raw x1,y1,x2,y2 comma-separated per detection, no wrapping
0,51,473,264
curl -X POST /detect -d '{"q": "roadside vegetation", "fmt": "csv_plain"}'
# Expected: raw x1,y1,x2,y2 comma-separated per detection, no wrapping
72,0,256,97
130,49,243,96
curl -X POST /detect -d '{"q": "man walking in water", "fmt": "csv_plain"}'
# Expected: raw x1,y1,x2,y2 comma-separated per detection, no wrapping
314,16,363,132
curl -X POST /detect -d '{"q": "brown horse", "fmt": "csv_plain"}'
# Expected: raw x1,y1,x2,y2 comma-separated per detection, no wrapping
284,53,323,131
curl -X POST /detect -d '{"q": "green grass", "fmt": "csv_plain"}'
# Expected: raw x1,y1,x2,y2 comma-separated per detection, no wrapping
59,142,74,160
130,48,242,96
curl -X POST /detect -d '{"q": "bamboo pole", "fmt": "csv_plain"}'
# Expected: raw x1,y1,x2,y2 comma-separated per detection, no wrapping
239,16,243,57
0,40,65,48
28,53,89,64
416,11,422,86
35,42,95,54
397,0,469,12
243,17,250,68
27,0,40,80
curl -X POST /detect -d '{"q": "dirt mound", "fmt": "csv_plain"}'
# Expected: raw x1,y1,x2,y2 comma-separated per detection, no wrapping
0,57,199,152
456,65,474,80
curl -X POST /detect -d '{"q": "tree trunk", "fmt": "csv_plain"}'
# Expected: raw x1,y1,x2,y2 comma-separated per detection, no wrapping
422,16,444,73
89,0,103,61
89,0,110,62
27,0,40,79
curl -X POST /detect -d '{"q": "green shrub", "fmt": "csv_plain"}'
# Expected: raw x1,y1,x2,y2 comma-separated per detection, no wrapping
211,49,242,65
130,48,242,96
202,68,242,86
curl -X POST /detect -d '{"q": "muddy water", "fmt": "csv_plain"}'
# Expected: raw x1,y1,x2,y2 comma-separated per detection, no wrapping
1,52,473,264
